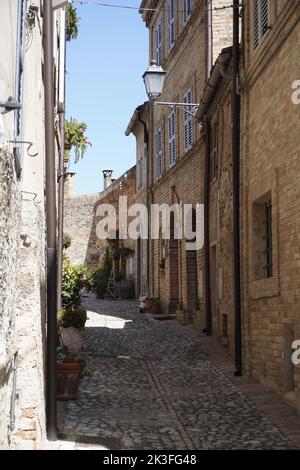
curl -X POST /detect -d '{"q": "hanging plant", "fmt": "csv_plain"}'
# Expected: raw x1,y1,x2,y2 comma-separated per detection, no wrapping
66,3,79,42
65,118,92,163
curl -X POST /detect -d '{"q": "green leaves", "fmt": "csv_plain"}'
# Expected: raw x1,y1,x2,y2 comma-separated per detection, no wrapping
65,118,91,163
62,263,87,309
66,3,79,42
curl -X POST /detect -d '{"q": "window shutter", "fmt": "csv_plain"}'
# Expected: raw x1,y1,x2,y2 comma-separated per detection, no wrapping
168,110,176,168
260,0,269,36
184,89,193,153
210,122,218,181
184,0,192,24
253,0,259,49
156,19,162,65
156,128,163,179
168,0,175,50
253,0,270,50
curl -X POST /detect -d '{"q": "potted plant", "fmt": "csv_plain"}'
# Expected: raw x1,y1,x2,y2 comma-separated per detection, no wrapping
145,297,161,315
56,346,83,401
59,260,88,354
65,117,92,164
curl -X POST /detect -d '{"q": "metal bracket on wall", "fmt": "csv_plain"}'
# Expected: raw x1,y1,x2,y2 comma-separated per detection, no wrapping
9,140,38,158
21,190,42,205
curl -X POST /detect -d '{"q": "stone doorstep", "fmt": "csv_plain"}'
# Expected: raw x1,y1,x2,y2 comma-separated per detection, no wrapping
169,322,300,449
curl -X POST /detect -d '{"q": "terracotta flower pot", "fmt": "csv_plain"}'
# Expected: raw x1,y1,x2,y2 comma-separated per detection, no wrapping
145,299,160,315
56,360,82,401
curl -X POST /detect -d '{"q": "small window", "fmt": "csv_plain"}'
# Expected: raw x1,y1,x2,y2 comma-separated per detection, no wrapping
137,155,143,189
253,193,273,279
168,110,177,168
210,121,218,181
253,0,270,50
156,128,163,180
184,0,192,24
184,89,193,153
168,0,175,50
155,19,163,65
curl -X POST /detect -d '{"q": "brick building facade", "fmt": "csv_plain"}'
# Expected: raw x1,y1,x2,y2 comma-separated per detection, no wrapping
139,0,233,320
239,0,300,412
136,0,300,413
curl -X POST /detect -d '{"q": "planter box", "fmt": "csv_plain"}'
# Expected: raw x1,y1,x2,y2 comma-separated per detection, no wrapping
145,299,161,315
57,361,82,401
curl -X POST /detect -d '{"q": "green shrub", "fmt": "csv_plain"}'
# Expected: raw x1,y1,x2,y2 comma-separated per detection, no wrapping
58,307,87,329
63,234,72,250
89,248,112,298
62,263,87,309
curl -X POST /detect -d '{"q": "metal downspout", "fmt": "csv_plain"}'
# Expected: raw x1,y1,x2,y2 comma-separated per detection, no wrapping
44,0,57,440
232,0,242,376
57,9,67,313
204,118,212,335
137,112,149,295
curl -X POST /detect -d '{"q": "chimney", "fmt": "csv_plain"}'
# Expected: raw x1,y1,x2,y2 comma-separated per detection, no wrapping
64,172,76,198
103,169,113,190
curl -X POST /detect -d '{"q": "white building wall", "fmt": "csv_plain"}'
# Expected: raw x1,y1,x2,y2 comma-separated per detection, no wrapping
0,0,66,449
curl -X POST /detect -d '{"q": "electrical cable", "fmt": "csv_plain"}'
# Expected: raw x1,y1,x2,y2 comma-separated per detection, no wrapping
73,0,243,14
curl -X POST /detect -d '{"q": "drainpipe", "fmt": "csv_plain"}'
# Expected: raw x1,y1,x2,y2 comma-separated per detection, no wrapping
137,111,149,295
57,7,67,313
232,0,242,376
203,118,212,335
44,0,57,440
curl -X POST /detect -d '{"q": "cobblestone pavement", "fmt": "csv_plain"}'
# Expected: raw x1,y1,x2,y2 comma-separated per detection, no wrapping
58,295,295,450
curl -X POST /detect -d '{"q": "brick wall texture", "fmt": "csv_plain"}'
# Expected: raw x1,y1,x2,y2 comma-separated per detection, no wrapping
141,0,300,412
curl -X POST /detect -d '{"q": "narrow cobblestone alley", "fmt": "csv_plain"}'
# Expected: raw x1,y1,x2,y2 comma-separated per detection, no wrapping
57,296,297,450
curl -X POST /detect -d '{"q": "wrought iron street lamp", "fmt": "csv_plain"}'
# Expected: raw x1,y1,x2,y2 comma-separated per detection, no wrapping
143,61,200,117
143,60,166,100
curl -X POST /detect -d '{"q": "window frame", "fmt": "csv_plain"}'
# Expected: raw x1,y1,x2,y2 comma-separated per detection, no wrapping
156,127,163,180
168,0,175,51
155,18,163,66
168,110,177,168
183,88,193,154
253,0,270,50
183,0,192,25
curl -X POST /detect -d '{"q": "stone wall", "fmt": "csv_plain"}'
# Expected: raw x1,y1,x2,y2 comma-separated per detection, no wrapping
64,166,137,271
12,198,47,449
0,146,21,449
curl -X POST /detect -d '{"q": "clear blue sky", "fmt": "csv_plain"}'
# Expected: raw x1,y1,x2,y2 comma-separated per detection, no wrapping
66,1,148,195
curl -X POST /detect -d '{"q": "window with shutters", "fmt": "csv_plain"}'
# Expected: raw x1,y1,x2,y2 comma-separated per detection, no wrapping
210,121,218,181
253,0,270,50
137,155,143,189
184,0,192,24
155,19,163,66
14,0,27,178
168,110,177,168
168,0,175,50
184,89,193,153
156,127,163,180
